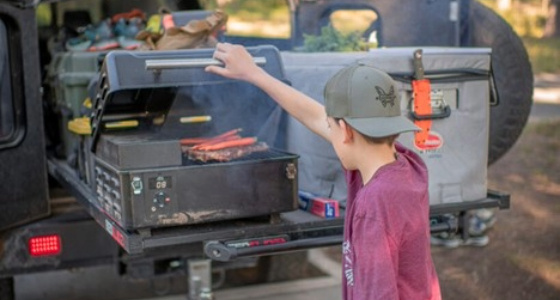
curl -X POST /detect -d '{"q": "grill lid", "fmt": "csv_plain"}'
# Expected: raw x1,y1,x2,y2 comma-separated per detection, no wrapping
90,45,286,152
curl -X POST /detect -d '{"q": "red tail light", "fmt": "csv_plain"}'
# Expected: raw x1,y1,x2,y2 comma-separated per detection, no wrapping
28,235,62,257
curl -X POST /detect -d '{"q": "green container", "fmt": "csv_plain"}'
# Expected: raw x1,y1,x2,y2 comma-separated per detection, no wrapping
47,51,106,158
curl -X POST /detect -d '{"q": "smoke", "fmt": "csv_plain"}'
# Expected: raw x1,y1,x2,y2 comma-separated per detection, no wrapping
161,75,288,150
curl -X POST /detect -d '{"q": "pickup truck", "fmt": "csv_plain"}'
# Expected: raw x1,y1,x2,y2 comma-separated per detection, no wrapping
0,0,527,299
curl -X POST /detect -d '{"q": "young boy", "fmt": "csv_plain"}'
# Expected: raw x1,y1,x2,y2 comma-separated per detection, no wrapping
206,43,441,300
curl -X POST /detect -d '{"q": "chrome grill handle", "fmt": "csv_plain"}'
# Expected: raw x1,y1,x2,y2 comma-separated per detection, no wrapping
145,57,267,71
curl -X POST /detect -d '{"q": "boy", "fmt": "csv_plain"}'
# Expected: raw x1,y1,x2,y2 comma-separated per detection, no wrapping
206,43,441,300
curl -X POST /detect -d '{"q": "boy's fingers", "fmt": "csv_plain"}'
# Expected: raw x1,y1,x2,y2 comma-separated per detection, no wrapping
213,50,227,64
204,66,232,78
215,42,231,51
208,43,248,79
205,65,227,77
214,43,234,59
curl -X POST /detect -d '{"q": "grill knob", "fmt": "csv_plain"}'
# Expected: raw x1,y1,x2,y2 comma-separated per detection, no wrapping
153,192,170,208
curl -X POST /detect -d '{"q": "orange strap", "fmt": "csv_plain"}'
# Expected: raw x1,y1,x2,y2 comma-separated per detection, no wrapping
412,79,432,146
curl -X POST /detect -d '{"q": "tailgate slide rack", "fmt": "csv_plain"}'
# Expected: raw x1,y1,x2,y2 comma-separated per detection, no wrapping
48,158,509,256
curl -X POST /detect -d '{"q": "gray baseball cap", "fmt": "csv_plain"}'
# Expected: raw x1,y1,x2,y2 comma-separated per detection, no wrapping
324,63,420,137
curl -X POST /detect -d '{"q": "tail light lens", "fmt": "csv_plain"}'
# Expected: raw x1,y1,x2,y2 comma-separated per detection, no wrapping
28,235,62,257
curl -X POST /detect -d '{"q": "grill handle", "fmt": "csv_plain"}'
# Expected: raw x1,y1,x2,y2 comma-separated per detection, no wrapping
145,57,267,70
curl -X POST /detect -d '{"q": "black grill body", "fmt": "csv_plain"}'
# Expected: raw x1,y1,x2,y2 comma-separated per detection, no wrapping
88,46,298,230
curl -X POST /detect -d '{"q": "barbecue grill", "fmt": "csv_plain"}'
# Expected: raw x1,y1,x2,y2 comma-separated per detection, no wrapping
88,46,299,230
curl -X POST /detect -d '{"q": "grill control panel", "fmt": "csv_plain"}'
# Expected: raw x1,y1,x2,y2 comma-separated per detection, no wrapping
143,174,176,215
93,159,186,228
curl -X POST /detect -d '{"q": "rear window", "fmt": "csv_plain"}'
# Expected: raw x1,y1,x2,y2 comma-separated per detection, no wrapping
0,19,14,143
329,8,380,45
203,0,291,38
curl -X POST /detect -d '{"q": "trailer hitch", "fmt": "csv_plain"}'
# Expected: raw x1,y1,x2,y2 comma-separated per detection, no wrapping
187,259,214,300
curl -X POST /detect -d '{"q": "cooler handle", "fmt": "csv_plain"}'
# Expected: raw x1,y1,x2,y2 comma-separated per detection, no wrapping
409,105,451,121
145,57,267,70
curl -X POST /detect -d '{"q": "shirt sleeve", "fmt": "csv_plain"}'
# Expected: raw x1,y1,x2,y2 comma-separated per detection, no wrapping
351,215,399,300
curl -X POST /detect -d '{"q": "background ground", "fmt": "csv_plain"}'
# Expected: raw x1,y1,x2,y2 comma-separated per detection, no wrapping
431,117,560,300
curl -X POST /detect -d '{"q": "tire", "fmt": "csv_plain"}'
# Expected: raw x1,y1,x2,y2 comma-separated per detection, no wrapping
0,277,14,300
468,1,534,165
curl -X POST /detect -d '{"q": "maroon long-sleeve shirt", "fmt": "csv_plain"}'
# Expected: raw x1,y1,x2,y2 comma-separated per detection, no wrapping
342,143,441,300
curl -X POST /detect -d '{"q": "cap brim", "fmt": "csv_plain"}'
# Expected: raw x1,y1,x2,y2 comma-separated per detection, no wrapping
344,116,420,137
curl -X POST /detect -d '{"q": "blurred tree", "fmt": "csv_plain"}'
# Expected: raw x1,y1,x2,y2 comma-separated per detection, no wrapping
498,0,512,10
544,0,560,36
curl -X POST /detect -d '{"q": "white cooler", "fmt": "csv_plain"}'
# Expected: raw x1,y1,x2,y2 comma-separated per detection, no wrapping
282,48,491,205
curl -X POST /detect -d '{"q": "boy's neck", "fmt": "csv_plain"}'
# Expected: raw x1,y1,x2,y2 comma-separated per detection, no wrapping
357,143,397,186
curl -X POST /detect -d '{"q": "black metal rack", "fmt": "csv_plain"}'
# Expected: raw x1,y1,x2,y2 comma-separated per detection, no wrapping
48,157,509,257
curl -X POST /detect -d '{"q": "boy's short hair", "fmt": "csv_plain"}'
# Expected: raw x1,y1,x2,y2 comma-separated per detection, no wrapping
333,117,398,146
362,134,399,146
324,63,419,137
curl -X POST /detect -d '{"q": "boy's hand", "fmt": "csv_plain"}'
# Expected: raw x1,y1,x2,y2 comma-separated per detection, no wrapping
206,43,330,141
206,43,262,82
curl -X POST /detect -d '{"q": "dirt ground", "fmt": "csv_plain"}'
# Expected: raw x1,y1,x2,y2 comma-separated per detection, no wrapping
430,118,560,300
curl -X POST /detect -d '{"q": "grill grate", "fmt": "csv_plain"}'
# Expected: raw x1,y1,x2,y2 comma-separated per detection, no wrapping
182,149,296,166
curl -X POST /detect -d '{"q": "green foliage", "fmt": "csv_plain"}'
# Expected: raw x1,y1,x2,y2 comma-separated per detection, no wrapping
478,0,560,73
522,37,560,73
36,4,52,27
302,26,368,52
479,0,546,38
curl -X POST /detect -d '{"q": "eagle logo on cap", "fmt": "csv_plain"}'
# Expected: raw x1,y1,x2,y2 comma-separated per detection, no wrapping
375,86,396,107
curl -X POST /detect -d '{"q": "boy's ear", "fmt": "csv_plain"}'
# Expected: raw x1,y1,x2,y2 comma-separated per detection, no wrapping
339,119,354,143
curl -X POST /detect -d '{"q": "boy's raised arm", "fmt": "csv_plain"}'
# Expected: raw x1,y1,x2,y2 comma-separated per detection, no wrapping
206,43,330,141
